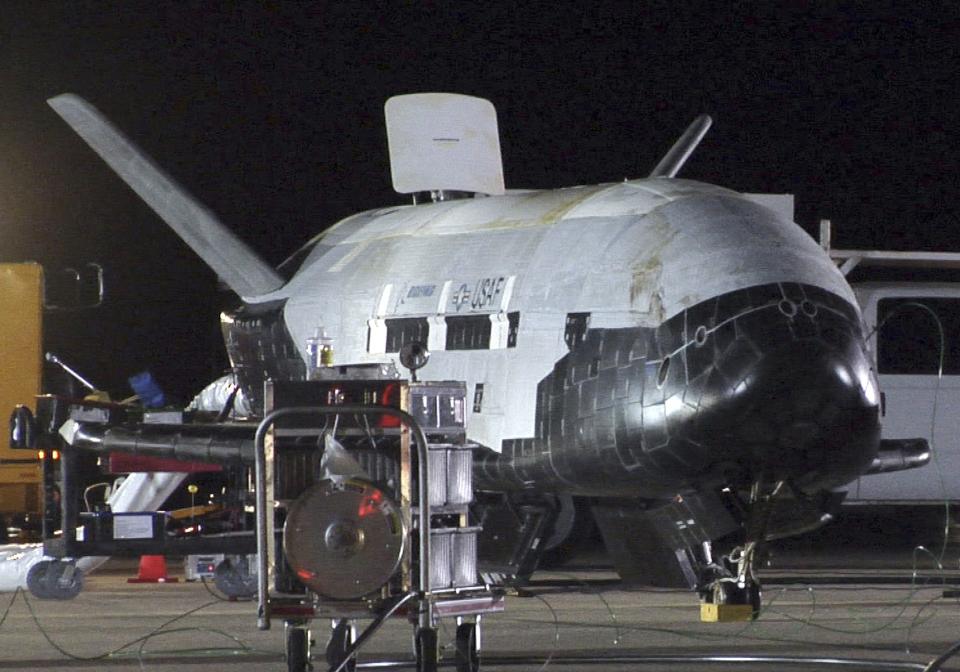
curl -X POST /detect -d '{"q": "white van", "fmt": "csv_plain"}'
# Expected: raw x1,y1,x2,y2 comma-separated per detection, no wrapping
827,229,960,504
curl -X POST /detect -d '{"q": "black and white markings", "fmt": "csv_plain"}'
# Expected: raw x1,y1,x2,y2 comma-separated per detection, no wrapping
451,276,507,313
372,275,517,353
478,282,880,499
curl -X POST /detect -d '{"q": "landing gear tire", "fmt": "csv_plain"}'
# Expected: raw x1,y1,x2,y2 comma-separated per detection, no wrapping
285,621,311,672
26,560,83,600
539,495,596,567
415,626,439,672
454,622,480,672
326,619,356,672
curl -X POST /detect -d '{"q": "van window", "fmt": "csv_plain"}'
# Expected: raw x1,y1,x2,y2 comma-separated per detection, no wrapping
877,297,960,375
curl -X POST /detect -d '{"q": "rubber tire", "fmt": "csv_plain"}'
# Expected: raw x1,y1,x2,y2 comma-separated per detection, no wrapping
454,622,480,672
26,561,52,599
326,620,356,672
539,496,598,568
286,625,310,672
415,627,439,672
27,560,83,600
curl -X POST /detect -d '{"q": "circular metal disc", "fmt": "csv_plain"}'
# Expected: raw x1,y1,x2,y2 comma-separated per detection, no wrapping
399,341,430,372
283,479,405,600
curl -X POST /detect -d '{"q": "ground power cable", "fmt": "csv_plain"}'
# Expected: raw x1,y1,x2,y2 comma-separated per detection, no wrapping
551,571,622,646
14,590,275,664
496,593,950,666
7,304,958,669
484,545,958,668
866,301,960,668
868,302,953,563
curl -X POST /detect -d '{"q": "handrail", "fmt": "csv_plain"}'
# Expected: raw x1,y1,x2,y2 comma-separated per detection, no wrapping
253,404,433,630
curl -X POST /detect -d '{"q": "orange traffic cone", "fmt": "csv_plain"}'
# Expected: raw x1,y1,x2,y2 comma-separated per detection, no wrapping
128,555,178,583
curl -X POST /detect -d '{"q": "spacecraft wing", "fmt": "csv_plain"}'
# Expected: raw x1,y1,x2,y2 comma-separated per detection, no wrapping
47,94,283,300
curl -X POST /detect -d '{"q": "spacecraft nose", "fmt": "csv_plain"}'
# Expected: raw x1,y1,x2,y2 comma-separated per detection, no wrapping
688,290,881,493
727,338,879,490
474,283,880,500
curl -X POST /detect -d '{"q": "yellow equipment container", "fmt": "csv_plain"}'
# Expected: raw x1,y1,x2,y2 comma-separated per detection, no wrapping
700,602,755,623
0,264,43,518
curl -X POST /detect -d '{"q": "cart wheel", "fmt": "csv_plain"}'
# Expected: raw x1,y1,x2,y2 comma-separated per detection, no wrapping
285,621,311,672
27,560,83,600
454,622,480,672
213,556,257,598
26,561,52,599
326,619,356,672
415,627,439,672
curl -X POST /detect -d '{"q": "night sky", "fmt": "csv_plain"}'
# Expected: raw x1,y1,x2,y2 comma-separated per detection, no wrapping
1,3,958,401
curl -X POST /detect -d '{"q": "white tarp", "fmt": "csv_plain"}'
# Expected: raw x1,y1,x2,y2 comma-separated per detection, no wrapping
0,471,184,592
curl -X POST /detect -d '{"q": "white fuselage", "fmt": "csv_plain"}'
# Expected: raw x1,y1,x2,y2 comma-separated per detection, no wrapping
251,178,856,453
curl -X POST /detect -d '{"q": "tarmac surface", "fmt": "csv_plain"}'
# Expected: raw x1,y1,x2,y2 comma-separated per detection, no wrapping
2,507,960,672
0,555,958,672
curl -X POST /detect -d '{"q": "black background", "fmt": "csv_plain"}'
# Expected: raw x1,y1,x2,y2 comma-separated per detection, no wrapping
2,2,958,402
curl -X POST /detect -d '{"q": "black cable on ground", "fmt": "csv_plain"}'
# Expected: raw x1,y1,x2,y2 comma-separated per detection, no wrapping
18,591,271,663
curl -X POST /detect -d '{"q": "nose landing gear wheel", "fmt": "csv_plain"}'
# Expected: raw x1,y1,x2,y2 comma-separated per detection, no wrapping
326,619,356,672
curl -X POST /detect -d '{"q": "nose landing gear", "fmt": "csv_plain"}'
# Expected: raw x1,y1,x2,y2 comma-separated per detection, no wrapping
698,480,784,622
698,540,763,622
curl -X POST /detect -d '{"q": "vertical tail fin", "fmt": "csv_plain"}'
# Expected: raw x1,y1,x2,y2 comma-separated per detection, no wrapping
649,114,713,179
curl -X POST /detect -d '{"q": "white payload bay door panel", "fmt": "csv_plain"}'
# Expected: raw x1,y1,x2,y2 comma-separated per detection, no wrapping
385,93,505,196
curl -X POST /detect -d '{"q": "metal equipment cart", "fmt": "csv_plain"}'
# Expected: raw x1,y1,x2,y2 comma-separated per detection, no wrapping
13,374,502,671
255,379,503,672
